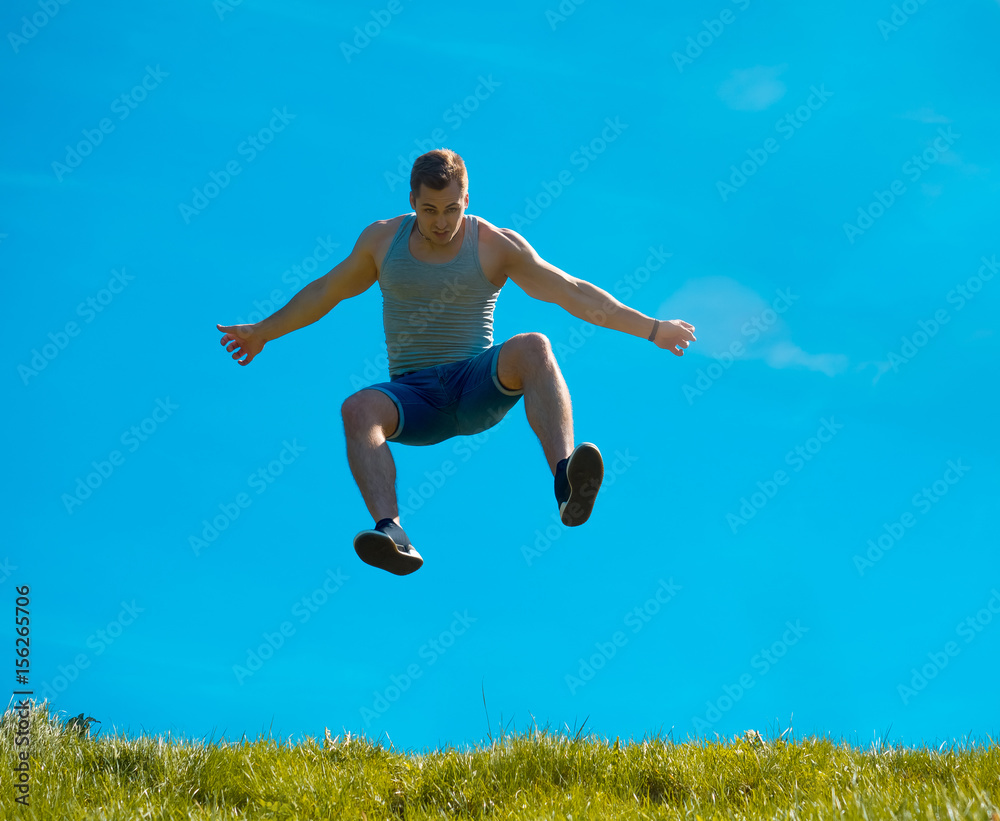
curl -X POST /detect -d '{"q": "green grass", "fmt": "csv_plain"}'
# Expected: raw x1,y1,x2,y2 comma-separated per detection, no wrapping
3,701,998,820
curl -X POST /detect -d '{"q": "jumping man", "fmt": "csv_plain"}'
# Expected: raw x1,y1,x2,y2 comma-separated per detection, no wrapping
216,149,696,576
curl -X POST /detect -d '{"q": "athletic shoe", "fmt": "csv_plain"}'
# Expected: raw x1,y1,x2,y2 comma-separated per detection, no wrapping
353,518,423,576
554,442,604,526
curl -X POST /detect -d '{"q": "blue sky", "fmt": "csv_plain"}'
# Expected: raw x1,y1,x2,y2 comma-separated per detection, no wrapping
4,0,998,752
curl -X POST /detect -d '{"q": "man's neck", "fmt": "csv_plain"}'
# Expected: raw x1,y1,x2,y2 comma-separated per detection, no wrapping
413,214,465,254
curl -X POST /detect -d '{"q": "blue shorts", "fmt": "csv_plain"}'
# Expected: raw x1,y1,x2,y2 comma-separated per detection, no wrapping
364,343,524,447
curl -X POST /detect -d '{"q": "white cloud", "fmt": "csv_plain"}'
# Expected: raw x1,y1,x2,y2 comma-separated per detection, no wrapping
657,276,847,376
902,107,952,124
899,110,987,173
765,341,848,376
718,65,788,111
937,151,987,176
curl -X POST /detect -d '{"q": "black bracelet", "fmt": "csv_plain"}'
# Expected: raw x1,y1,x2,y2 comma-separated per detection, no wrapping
647,319,660,342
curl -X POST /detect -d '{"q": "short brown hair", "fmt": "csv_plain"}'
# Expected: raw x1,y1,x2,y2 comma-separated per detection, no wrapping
410,148,468,197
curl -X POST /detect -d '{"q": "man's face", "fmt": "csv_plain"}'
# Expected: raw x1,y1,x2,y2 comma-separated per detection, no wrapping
409,179,469,245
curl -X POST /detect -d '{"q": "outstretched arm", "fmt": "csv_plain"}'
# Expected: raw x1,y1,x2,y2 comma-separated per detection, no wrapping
501,229,696,356
216,226,380,365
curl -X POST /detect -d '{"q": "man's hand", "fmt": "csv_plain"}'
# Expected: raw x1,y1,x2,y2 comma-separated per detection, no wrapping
653,319,696,356
217,323,265,366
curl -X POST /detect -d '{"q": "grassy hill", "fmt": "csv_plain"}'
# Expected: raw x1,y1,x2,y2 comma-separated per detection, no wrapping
3,701,998,819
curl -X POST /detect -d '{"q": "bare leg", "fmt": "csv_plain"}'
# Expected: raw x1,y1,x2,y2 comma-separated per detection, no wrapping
341,390,400,523
496,333,574,474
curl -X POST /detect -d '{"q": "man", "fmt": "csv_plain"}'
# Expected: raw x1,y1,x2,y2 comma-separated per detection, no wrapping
217,149,696,576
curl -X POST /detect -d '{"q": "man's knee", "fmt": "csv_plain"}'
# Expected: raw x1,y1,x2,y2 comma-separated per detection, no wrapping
341,390,397,436
520,331,552,356
508,332,554,368
498,332,558,392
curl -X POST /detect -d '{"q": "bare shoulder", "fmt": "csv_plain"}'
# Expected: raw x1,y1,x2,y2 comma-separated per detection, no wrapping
371,213,410,231
359,214,410,275
474,216,544,288
475,216,537,262
359,214,408,245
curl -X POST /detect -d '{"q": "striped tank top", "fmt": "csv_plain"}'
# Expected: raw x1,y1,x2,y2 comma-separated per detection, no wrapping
379,213,500,378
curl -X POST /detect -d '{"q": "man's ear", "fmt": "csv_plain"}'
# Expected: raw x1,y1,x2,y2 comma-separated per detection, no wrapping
409,191,416,210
